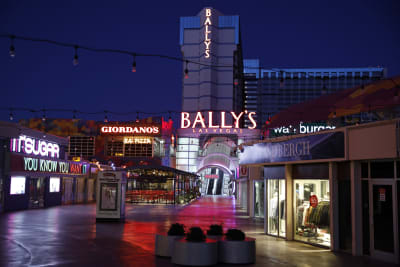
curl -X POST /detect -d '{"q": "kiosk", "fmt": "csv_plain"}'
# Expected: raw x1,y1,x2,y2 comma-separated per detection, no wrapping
96,170,126,221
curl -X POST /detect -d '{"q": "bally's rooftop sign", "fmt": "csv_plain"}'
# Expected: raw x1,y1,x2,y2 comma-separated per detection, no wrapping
100,124,161,136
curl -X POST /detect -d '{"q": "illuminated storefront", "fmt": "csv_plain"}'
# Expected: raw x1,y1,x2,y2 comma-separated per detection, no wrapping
0,122,90,212
239,119,400,264
126,165,199,204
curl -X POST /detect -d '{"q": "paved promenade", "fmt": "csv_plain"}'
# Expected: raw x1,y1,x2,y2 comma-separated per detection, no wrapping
0,196,396,266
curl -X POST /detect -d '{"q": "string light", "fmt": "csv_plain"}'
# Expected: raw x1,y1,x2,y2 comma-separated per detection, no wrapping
9,35,15,58
42,109,46,121
136,112,140,122
9,109,13,121
104,110,108,123
73,45,79,66
0,33,284,73
132,54,136,73
184,60,189,79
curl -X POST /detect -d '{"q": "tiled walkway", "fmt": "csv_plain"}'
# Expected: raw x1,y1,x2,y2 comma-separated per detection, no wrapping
0,196,397,266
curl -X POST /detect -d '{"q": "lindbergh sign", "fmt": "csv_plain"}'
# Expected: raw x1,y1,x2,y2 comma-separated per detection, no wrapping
100,125,160,136
181,111,257,129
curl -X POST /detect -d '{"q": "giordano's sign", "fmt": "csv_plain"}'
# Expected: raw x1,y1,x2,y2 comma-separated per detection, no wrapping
180,111,257,133
100,124,161,136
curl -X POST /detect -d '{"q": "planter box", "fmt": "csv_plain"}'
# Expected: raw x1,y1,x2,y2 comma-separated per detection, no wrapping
206,235,223,241
218,237,256,264
154,233,182,257
172,238,218,266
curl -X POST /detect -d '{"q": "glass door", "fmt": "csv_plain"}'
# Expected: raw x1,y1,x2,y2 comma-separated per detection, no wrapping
29,177,45,208
369,181,399,262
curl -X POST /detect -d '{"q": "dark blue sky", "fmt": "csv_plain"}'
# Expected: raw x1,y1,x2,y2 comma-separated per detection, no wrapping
1,0,399,122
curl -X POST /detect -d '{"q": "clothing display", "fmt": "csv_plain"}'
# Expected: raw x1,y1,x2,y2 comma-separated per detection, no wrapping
294,180,330,247
308,201,330,227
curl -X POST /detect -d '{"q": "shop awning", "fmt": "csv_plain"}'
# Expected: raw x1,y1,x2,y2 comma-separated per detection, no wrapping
267,75,400,128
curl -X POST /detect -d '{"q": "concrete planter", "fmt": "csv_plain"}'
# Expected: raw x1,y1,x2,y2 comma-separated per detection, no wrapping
218,237,256,264
206,235,223,241
154,233,182,257
171,238,218,266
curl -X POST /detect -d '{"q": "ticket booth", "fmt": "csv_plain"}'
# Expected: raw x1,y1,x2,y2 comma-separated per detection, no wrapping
96,170,126,222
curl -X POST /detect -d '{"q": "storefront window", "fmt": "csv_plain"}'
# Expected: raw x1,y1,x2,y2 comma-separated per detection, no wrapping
267,179,285,237
294,179,330,247
49,177,60,193
10,176,26,195
254,180,264,218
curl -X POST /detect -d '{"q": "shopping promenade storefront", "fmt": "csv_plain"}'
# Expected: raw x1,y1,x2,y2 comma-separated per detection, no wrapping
0,122,90,212
239,119,399,264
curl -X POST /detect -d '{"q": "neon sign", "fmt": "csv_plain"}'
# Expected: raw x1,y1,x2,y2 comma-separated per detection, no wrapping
204,8,212,58
181,111,257,129
23,156,87,174
271,122,336,137
10,135,60,158
100,125,160,135
123,137,152,144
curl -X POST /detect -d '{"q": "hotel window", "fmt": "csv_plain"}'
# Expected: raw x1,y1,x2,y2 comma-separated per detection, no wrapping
69,136,95,157
124,143,152,157
106,140,124,157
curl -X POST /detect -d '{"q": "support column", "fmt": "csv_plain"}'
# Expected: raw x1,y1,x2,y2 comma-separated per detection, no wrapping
329,162,339,251
285,164,293,241
350,161,363,255
248,166,262,218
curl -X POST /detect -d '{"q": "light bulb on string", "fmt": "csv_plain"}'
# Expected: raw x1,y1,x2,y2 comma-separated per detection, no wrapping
9,109,13,121
73,45,79,66
104,111,108,123
184,60,189,79
9,35,15,58
42,110,46,122
132,54,136,72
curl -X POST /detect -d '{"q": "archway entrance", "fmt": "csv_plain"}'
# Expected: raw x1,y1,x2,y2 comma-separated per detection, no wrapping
198,166,234,196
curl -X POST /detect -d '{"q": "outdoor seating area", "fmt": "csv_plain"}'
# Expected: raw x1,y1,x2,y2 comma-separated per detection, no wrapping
126,190,175,204
126,165,200,205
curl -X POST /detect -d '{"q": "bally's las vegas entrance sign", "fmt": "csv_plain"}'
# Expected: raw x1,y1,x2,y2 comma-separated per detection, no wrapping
180,111,257,133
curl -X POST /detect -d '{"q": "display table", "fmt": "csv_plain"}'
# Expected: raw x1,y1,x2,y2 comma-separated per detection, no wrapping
154,233,182,257
218,237,256,264
172,238,218,266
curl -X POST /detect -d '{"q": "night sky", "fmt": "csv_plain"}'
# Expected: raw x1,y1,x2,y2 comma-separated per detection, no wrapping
1,0,399,123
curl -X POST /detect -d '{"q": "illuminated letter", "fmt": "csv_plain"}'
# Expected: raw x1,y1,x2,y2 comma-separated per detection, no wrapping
208,111,219,128
221,111,232,128
53,144,60,158
204,41,211,50
192,112,206,128
204,17,212,26
206,8,211,17
205,50,210,58
25,137,33,154
153,127,159,134
248,112,257,129
181,112,191,128
231,112,244,128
